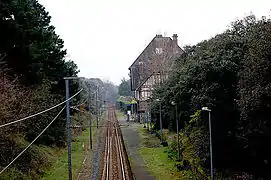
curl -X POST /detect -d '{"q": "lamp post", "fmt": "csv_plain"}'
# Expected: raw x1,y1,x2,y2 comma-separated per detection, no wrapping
171,101,180,162
143,112,146,128
156,99,162,143
202,107,213,180
149,108,152,132
147,108,151,131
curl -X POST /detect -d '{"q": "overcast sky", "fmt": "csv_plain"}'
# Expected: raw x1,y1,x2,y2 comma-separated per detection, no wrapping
39,0,271,85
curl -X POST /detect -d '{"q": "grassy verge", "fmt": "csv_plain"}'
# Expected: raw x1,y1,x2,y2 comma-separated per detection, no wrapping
116,110,124,120
137,127,188,180
42,127,97,180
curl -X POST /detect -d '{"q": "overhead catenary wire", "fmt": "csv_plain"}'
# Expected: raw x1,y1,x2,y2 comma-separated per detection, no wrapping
70,86,101,109
91,89,98,95
71,98,88,108
70,106,91,115
0,105,66,175
0,88,83,128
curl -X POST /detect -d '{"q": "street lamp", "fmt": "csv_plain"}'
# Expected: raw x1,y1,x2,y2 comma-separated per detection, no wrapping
156,99,162,143
147,107,152,132
202,107,213,180
171,101,180,162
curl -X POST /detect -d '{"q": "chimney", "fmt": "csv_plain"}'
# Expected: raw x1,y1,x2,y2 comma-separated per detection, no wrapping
172,34,178,46
156,34,163,38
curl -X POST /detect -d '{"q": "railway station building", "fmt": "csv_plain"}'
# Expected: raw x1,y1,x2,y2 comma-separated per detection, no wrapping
128,34,183,122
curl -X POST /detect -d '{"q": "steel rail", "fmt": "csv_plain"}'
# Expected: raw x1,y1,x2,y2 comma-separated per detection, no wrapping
106,109,110,180
113,110,126,180
104,107,127,180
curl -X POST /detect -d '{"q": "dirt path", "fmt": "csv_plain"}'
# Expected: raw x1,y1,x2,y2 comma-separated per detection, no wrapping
119,116,156,180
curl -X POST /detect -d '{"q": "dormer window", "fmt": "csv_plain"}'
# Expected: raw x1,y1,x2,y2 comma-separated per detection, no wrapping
155,48,163,54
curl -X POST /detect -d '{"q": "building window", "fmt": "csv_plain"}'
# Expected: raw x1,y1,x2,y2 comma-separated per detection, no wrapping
155,48,163,54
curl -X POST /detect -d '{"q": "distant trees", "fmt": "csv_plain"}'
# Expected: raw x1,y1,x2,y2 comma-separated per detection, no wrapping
149,14,271,178
80,77,118,109
118,78,133,97
103,80,118,103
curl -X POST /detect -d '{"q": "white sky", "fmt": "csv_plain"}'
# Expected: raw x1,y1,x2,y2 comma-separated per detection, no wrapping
39,0,271,85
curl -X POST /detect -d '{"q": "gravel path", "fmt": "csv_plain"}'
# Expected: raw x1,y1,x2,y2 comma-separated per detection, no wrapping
90,118,106,180
119,116,156,180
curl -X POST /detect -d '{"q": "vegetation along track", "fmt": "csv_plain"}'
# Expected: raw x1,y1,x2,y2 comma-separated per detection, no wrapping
101,106,133,180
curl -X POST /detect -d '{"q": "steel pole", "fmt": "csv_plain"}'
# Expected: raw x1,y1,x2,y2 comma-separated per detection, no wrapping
159,102,162,143
96,86,99,128
149,109,152,132
209,111,214,180
147,110,149,130
65,79,72,180
143,112,146,128
88,85,92,150
131,104,133,116
176,105,180,162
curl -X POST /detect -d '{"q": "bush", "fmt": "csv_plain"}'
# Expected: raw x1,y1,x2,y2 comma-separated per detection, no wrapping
166,140,179,161
0,73,85,178
149,14,271,178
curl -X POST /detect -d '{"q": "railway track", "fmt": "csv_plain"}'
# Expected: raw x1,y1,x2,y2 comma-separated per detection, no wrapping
101,106,133,180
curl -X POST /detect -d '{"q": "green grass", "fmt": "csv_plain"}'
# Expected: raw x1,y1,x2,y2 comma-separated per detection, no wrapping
137,127,188,180
42,127,96,180
2,113,102,180
139,147,185,180
116,110,124,120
